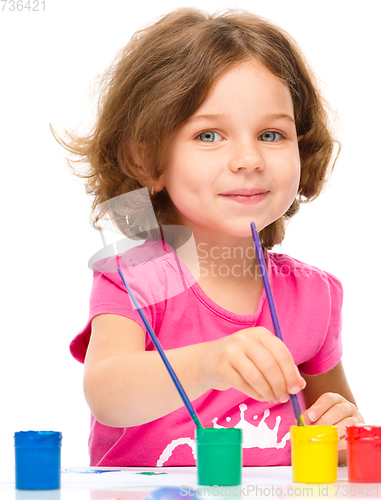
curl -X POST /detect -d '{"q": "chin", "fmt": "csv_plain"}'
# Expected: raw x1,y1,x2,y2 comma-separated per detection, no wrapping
225,226,257,239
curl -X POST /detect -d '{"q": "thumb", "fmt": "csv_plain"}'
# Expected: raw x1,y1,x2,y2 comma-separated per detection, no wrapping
302,406,319,425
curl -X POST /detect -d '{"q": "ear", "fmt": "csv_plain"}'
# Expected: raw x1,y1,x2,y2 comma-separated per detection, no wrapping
123,143,153,186
124,142,165,195
149,178,165,196
127,165,164,196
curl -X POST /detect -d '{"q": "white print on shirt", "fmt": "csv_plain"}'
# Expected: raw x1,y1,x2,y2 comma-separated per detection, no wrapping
156,404,290,466
213,404,290,449
157,437,196,467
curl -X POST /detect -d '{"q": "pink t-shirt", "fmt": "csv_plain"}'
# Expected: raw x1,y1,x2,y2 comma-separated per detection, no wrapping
71,239,343,467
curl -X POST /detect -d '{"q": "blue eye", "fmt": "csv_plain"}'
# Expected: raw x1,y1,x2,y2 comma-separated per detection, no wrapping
198,131,222,143
259,131,282,142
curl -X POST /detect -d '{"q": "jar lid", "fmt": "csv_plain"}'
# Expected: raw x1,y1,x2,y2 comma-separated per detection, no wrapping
195,427,242,445
290,425,338,442
14,431,62,447
346,425,381,440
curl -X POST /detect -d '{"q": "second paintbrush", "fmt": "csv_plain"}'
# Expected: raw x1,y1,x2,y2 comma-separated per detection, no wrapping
251,222,304,426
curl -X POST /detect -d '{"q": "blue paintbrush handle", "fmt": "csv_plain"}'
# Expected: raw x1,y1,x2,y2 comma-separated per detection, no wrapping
117,267,203,429
290,393,304,427
251,223,304,426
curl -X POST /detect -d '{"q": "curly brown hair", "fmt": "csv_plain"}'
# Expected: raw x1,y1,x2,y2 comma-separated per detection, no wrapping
53,7,340,249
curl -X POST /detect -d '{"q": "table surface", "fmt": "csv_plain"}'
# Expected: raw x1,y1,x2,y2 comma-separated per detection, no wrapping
1,466,381,500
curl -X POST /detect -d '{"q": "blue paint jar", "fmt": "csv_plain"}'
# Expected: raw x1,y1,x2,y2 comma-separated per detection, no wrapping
14,431,62,490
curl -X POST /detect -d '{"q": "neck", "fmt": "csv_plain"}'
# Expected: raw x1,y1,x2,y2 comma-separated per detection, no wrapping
193,233,261,285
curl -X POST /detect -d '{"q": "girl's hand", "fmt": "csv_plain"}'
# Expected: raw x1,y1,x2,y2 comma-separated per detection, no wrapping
199,326,306,403
303,392,365,451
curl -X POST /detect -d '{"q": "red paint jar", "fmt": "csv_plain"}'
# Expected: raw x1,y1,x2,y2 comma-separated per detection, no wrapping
346,425,381,482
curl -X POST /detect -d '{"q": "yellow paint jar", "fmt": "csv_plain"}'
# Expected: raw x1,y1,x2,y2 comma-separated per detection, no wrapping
291,426,338,483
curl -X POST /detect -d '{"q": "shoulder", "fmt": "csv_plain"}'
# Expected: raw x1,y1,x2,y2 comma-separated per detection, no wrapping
266,253,344,374
268,251,342,283
91,238,195,306
91,239,171,283
267,252,343,302
92,238,165,271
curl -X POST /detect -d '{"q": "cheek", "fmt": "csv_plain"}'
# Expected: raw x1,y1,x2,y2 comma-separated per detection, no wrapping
164,170,198,200
282,150,301,195
273,157,300,193
292,162,301,193
161,165,201,215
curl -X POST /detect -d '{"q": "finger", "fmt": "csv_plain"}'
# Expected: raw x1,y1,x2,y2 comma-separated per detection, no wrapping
227,365,268,401
231,352,277,402
257,332,305,395
244,343,289,402
210,356,267,401
304,392,342,424
338,437,347,451
334,415,361,442
337,414,364,449
310,401,354,427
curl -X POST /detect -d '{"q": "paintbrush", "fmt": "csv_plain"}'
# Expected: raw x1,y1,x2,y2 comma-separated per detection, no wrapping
117,266,203,430
250,222,304,426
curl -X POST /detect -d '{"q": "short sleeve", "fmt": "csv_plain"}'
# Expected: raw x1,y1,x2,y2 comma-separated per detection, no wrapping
69,269,151,364
69,238,195,364
299,272,343,375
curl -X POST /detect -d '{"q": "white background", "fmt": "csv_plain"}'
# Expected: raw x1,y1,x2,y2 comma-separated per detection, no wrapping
1,0,380,471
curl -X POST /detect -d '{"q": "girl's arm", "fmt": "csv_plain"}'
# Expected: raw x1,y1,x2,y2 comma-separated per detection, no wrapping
301,361,364,465
83,314,211,427
84,314,305,428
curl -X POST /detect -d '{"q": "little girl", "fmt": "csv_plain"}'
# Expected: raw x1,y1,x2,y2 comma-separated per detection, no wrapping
64,7,363,467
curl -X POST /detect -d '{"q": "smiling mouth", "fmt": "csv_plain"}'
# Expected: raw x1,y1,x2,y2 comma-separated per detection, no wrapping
220,191,268,205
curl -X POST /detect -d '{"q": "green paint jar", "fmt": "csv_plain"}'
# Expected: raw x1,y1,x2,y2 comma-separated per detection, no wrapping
195,427,242,486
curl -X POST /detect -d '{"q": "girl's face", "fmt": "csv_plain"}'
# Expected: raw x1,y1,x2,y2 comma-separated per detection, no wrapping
160,60,301,241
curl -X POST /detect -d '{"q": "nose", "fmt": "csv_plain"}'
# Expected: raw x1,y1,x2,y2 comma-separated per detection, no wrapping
229,138,265,173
